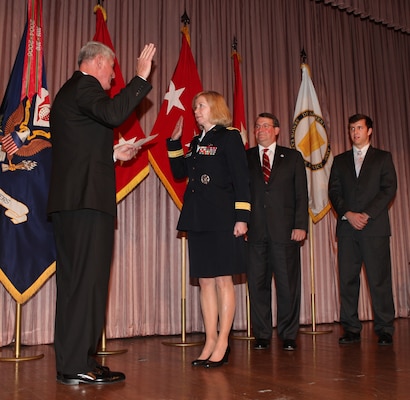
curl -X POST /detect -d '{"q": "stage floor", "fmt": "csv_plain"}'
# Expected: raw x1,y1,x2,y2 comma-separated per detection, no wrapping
1,319,409,399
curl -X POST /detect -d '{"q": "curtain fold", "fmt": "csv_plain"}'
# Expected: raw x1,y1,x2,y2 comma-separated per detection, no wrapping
1,0,409,346
314,0,410,33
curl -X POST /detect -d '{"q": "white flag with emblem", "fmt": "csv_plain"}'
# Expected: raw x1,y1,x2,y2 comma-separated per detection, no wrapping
291,63,333,223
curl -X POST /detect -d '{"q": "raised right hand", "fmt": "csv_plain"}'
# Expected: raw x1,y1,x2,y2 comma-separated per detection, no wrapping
171,115,184,140
136,43,156,79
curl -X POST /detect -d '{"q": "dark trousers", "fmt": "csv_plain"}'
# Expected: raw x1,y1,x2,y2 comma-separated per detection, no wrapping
338,234,395,335
247,240,301,341
52,209,114,374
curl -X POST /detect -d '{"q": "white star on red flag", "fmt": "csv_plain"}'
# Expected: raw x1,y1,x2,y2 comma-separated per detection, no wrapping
164,81,186,114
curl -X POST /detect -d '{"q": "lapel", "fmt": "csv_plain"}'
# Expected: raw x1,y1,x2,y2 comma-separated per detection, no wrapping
268,145,285,182
250,145,285,185
189,135,201,154
200,125,222,145
249,147,265,184
357,145,374,180
347,149,357,179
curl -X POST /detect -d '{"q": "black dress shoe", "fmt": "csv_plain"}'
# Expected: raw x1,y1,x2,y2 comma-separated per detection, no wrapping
56,364,112,381
338,331,361,344
204,346,230,368
283,339,297,351
96,364,110,372
378,333,393,346
191,358,209,366
254,339,270,350
57,367,125,385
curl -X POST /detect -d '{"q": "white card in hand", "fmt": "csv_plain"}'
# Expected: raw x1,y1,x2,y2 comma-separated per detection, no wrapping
114,134,158,150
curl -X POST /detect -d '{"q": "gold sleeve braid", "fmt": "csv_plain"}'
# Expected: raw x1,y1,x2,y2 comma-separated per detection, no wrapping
235,201,251,211
168,148,184,158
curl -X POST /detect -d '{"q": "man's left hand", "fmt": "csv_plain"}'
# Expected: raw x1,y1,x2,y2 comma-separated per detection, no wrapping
291,229,307,242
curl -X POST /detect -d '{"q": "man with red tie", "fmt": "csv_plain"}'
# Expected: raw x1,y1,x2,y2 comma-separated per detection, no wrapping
246,113,308,351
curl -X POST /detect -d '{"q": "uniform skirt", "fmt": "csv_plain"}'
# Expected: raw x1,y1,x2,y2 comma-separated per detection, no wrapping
187,230,246,278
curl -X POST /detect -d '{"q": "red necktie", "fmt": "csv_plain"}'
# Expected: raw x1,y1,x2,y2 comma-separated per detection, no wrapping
262,148,271,183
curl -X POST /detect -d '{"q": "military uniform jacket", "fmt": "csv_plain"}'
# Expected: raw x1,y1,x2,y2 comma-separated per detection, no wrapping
167,125,251,232
328,146,397,237
47,71,152,217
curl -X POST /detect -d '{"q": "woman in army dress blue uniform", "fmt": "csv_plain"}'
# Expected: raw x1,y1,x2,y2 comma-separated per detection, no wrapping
167,91,251,368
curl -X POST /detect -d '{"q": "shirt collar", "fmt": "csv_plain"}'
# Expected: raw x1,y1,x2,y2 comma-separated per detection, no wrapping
199,125,216,141
353,143,370,156
258,142,276,154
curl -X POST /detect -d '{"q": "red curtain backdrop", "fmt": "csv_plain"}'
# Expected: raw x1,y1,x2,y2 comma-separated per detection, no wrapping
0,0,409,345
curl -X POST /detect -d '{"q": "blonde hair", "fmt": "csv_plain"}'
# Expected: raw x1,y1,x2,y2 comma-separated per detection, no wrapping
193,91,232,127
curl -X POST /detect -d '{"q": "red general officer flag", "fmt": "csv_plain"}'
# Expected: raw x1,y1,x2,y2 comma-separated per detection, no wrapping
232,45,248,148
148,26,203,210
93,4,149,203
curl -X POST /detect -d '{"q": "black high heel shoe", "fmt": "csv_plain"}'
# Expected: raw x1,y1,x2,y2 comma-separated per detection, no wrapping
191,358,209,367
203,346,230,368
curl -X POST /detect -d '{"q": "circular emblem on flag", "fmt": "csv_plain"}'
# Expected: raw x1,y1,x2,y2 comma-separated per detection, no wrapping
201,174,210,185
290,110,331,170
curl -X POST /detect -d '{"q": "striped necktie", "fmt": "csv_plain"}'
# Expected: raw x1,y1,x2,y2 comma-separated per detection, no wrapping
262,148,271,183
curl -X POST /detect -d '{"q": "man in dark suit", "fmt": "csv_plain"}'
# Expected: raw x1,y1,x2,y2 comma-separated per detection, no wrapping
246,113,308,351
329,113,397,346
48,41,156,384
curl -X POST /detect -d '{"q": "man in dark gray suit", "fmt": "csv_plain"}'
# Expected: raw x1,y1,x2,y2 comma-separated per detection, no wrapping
48,41,155,384
246,113,308,351
329,113,397,346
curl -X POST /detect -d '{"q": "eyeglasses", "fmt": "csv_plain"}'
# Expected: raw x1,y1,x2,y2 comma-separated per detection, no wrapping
254,123,274,130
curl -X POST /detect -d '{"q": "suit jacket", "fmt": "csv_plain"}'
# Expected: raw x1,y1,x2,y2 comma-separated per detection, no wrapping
167,125,251,232
47,71,152,217
246,145,308,243
328,145,397,237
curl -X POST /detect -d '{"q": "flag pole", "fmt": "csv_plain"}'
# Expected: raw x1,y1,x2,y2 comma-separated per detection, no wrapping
231,282,255,340
91,2,131,356
291,50,332,336
162,232,203,347
159,10,203,348
229,37,254,341
300,217,332,335
96,326,127,356
0,301,43,362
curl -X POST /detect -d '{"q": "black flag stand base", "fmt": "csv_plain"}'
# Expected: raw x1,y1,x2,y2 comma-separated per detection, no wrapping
162,234,204,347
0,302,44,362
300,218,332,336
96,326,128,356
231,283,255,341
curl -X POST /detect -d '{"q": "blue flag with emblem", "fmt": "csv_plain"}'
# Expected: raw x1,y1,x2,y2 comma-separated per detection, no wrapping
0,0,55,304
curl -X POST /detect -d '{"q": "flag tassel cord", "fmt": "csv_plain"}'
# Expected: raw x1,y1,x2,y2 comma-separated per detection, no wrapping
0,301,44,362
162,233,204,347
300,217,332,335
